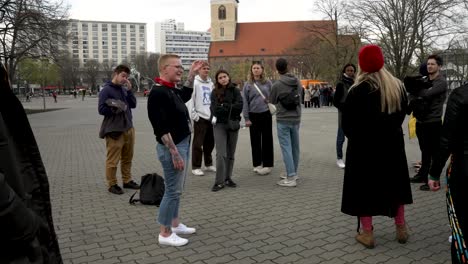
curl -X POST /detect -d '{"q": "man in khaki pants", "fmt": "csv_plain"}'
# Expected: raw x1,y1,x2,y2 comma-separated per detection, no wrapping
98,65,140,194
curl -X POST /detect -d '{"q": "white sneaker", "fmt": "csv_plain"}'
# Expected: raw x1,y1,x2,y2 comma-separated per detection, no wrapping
171,223,196,235
253,166,263,173
204,165,216,172
158,233,188,246
277,178,297,187
336,159,345,169
192,169,204,176
257,167,272,175
280,173,299,181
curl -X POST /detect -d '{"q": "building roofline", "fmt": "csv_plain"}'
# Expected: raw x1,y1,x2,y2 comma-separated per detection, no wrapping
68,19,146,25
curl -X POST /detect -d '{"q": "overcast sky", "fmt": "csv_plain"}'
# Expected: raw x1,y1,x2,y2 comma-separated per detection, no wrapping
64,0,323,52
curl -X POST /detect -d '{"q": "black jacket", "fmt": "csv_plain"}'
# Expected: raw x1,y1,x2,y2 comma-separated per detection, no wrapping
0,64,62,263
333,74,354,111
210,83,243,124
416,74,447,123
147,83,193,145
341,81,413,217
430,84,468,179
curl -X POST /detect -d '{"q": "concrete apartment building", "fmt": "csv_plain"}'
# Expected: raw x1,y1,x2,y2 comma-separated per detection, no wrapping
66,19,147,67
155,19,211,68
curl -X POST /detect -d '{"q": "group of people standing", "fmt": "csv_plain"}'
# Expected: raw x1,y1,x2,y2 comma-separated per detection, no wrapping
187,58,302,190
96,47,466,262
334,45,467,263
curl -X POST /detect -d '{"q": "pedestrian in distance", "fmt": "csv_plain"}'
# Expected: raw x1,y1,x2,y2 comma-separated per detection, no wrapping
428,83,468,264
242,61,274,176
147,55,202,247
189,60,216,176
341,44,413,249
52,90,57,103
333,63,356,169
270,58,302,187
211,69,243,192
304,85,312,108
98,65,140,195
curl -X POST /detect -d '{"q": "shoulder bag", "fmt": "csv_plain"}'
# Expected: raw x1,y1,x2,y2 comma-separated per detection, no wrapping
253,82,277,115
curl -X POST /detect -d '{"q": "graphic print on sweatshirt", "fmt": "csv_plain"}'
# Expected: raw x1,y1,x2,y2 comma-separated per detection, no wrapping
202,86,212,105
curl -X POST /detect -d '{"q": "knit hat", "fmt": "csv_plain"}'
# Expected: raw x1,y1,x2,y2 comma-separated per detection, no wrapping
358,44,384,73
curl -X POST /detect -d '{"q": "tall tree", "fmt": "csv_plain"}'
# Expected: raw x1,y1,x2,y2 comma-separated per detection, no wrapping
0,0,69,82
344,0,465,78
83,59,100,92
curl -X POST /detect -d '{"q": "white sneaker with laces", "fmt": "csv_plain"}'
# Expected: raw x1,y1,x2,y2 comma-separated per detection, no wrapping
253,166,263,173
158,233,188,246
257,167,272,175
171,223,196,235
277,178,297,187
192,169,204,176
204,165,216,172
336,159,345,169
280,173,299,181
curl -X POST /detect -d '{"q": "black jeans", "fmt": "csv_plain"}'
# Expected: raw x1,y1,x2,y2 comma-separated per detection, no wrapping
415,121,442,182
191,118,214,169
248,111,274,168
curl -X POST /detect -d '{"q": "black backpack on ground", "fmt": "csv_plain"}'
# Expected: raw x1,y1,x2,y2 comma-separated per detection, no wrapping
129,173,165,206
279,86,300,110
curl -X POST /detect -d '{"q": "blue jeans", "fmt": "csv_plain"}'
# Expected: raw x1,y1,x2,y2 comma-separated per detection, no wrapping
156,135,190,227
336,126,345,159
276,121,300,177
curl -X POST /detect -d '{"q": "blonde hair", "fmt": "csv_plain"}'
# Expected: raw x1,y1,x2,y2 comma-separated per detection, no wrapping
352,67,405,113
158,54,181,73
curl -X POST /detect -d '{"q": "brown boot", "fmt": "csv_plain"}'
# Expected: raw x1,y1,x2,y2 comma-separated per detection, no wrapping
396,224,409,244
356,230,375,249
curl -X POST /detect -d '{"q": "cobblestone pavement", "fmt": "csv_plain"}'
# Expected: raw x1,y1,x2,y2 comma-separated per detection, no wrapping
24,96,450,263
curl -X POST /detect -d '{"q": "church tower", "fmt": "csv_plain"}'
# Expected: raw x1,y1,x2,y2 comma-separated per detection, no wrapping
210,0,238,41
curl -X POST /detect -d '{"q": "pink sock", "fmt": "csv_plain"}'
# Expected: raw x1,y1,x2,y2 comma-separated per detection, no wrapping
394,205,405,226
360,216,373,231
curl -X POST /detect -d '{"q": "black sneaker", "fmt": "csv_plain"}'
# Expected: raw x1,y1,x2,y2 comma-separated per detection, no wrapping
419,184,430,191
224,179,237,188
108,184,124,195
410,174,425,183
211,184,224,192
123,180,140,189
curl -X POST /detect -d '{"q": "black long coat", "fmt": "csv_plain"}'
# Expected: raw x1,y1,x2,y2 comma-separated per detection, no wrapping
341,81,413,217
0,64,62,263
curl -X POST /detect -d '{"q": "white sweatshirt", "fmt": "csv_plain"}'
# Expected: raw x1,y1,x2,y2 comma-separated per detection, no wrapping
190,75,213,121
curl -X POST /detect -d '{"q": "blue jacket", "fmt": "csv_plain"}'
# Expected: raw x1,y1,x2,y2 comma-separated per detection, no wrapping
98,81,137,131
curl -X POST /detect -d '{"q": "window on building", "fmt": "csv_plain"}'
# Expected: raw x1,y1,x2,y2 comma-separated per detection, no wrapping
218,5,226,20
92,23,98,31
139,25,145,31
111,24,117,31
220,27,224,37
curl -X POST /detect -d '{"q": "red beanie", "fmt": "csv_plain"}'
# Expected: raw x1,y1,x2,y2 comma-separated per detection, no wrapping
358,44,384,73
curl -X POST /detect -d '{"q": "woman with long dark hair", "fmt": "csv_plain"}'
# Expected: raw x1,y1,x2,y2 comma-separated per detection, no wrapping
210,69,243,192
242,61,274,175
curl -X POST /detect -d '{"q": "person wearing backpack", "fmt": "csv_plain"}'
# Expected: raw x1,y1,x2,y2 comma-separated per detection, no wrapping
270,58,302,187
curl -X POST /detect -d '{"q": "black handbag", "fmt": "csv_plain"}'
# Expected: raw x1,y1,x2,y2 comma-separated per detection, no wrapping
227,103,240,131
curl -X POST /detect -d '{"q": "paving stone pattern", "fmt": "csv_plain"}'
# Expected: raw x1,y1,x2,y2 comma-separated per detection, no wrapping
24,96,451,263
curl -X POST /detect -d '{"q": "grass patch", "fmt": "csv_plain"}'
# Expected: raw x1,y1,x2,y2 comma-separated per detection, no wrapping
24,108,66,115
